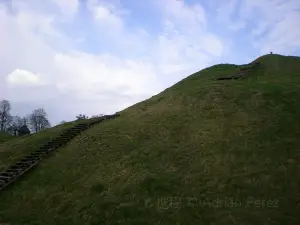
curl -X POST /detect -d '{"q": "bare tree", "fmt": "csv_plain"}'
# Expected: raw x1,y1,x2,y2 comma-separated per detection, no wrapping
76,114,88,120
0,100,12,132
7,115,31,136
7,115,22,136
29,108,51,132
60,120,67,125
20,116,29,126
18,124,30,136
91,114,104,118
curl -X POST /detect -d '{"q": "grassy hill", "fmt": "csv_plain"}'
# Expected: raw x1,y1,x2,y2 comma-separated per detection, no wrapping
0,120,91,172
0,132,15,144
1,54,300,225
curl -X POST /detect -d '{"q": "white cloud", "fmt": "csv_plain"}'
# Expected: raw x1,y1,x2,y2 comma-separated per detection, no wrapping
159,0,207,29
200,34,224,56
239,0,300,54
15,10,60,37
6,69,46,86
228,21,246,31
50,0,79,17
87,0,126,32
215,0,246,31
153,0,224,80
92,5,122,28
1,0,226,124
4,0,300,125
88,0,224,83
259,12,300,54
52,52,162,99
211,0,300,55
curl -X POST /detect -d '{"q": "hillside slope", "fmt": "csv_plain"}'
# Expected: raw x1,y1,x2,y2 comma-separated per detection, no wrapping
1,54,300,225
0,120,91,171
0,132,15,144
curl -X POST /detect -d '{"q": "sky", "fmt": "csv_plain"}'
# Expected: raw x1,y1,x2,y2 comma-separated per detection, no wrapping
1,0,300,125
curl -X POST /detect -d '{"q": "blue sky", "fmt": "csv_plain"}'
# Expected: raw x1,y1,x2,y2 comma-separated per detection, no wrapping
1,0,300,125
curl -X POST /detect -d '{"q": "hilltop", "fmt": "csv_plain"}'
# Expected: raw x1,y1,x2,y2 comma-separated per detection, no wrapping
1,54,300,225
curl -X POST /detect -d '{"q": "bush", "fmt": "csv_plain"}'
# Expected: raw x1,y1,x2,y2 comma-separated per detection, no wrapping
18,125,30,136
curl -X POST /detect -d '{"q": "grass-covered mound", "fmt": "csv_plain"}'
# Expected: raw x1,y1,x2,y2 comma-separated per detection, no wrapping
0,119,91,171
0,132,15,144
0,54,300,225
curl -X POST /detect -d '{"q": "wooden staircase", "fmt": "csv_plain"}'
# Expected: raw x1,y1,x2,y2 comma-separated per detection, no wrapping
0,114,120,192
217,62,261,80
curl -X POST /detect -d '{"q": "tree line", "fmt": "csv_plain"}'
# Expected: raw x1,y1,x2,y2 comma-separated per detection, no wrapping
0,100,51,136
74,113,104,120
1,99,106,136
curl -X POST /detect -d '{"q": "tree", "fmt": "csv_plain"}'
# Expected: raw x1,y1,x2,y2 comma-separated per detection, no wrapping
21,116,29,126
7,116,21,136
0,100,12,132
76,114,88,120
91,114,104,118
60,120,67,125
18,125,30,136
29,108,51,133
7,116,29,136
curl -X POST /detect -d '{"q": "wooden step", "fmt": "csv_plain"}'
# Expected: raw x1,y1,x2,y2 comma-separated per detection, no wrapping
0,179,6,185
76,125,89,128
45,142,61,145
40,146,55,150
6,168,21,174
19,158,35,163
48,141,62,144
30,153,45,156
9,165,26,170
0,113,118,192
41,144,54,148
51,140,64,143
21,156,37,160
56,137,70,142
0,172,15,177
39,147,52,151
24,155,40,159
0,175,10,181
15,162,30,166
36,149,49,153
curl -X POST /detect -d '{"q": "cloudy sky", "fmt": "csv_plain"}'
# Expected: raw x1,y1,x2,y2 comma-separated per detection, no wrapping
1,0,300,125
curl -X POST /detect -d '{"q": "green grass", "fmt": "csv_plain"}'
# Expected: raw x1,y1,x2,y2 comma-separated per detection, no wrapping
0,132,15,144
1,54,300,225
0,119,91,172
